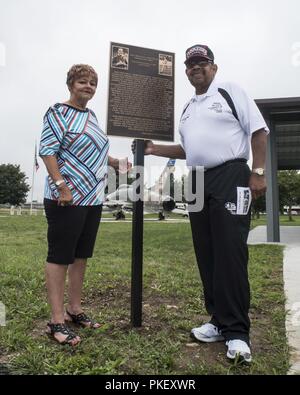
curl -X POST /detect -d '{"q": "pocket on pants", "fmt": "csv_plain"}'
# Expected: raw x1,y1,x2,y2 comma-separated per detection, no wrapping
224,187,252,216
236,187,252,215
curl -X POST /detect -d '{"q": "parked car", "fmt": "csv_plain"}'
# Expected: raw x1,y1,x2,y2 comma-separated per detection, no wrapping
283,210,298,215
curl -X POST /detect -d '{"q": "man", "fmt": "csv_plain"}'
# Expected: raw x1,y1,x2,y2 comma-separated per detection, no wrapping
112,47,128,69
138,44,268,363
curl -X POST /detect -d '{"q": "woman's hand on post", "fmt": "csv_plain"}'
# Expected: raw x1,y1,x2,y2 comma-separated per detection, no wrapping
110,157,132,173
118,157,132,174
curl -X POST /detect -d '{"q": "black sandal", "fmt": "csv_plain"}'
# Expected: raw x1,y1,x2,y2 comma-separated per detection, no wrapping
66,310,101,329
46,322,80,346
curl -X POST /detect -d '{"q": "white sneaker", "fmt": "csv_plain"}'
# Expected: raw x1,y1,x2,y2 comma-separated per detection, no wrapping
191,323,225,343
226,339,252,363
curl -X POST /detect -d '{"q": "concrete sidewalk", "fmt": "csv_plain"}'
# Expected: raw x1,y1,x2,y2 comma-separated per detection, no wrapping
248,226,300,374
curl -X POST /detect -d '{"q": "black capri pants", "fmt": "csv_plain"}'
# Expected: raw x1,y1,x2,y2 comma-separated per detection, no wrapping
44,198,102,265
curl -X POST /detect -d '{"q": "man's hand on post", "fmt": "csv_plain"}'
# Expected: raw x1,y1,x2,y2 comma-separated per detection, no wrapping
131,140,154,155
144,140,154,155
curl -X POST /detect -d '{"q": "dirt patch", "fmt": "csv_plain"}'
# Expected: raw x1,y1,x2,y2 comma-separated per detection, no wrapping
87,284,277,366
31,282,285,372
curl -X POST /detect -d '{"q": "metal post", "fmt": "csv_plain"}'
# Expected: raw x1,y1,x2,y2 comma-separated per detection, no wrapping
266,116,280,242
131,139,144,327
30,142,38,215
30,153,35,216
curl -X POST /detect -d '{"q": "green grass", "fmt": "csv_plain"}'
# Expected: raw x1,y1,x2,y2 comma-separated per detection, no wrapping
0,216,289,375
251,215,300,229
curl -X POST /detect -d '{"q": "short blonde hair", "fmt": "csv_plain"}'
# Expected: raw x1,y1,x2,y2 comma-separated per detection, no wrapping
66,64,98,88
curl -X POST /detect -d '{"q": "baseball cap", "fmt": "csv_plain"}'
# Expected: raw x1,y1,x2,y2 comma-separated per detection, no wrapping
184,44,214,65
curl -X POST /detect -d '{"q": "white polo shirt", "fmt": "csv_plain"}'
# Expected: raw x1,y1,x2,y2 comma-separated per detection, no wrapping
179,80,269,168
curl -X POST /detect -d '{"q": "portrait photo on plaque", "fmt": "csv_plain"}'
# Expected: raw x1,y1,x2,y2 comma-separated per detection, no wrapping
158,54,173,76
111,45,129,70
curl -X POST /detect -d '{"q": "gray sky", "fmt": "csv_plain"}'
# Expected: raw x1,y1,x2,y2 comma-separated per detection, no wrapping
0,0,300,202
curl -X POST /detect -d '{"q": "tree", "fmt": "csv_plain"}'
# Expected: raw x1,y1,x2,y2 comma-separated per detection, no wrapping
251,194,266,219
277,170,300,221
0,164,30,205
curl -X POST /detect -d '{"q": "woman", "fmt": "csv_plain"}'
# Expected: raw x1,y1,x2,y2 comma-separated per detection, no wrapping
39,64,131,346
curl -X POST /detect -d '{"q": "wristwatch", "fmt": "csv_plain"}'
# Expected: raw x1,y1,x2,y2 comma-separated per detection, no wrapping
252,168,265,176
55,179,65,187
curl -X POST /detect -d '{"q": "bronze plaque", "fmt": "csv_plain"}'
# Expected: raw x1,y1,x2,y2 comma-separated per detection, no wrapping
107,42,174,141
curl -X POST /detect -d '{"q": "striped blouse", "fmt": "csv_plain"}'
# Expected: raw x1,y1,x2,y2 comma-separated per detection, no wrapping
39,103,109,206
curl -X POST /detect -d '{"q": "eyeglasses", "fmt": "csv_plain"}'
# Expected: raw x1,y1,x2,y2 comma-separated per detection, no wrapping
186,60,213,69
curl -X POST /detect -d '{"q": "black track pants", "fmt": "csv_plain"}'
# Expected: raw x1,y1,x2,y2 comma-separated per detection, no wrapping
189,159,251,344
